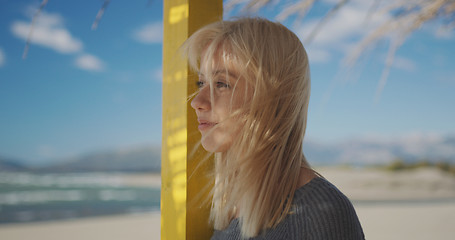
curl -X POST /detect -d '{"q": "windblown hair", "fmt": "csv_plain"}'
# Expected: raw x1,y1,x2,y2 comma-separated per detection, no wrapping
183,18,311,238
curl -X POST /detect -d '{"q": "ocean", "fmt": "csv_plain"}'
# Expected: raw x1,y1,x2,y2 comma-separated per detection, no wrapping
0,171,160,224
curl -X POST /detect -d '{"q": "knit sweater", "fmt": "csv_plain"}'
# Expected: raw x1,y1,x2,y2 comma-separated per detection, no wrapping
211,177,365,240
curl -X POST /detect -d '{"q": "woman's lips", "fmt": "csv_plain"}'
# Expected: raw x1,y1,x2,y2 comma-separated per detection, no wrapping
198,120,216,131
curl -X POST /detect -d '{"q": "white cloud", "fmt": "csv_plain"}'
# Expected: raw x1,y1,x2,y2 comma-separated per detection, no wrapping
132,22,163,44
0,48,5,67
11,11,83,54
421,20,455,40
74,54,105,72
306,47,331,63
434,27,454,40
294,0,391,63
10,9,107,72
392,56,416,72
25,8,63,26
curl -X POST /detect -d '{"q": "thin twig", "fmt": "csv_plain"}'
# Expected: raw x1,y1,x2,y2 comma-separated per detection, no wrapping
22,0,48,59
92,0,111,30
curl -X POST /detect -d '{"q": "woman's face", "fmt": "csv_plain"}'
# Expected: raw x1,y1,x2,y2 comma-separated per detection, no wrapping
191,51,250,152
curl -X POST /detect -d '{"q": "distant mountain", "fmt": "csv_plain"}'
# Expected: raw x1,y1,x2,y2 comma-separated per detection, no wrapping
2,132,454,173
0,157,29,171
304,133,455,166
37,145,161,173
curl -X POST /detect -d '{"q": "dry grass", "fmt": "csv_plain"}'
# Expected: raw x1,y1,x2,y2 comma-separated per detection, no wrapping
22,0,454,98
226,0,455,99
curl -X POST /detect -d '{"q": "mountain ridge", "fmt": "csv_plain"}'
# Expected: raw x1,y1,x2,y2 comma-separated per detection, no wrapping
1,133,454,172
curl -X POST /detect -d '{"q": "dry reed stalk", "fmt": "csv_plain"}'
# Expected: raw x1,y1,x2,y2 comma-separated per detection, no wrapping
226,0,281,16
303,0,348,44
276,0,316,24
229,0,455,100
92,0,111,30
364,0,382,26
347,0,451,99
22,0,48,59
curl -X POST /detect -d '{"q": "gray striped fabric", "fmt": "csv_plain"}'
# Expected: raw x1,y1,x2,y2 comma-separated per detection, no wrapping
211,177,365,240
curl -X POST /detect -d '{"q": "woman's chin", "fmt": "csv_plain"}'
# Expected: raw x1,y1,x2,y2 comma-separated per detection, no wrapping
201,137,231,153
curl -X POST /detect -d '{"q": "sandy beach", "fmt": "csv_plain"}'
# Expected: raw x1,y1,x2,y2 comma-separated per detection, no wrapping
356,202,455,240
1,167,454,240
0,212,161,240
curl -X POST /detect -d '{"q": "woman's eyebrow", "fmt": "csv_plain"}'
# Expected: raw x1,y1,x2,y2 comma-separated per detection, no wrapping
213,70,238,79
198,70,238,79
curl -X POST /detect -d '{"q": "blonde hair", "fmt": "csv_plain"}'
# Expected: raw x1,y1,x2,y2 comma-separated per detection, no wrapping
183,18,311,238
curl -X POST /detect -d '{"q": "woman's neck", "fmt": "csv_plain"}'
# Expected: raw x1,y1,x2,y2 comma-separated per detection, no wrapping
297,166,317,189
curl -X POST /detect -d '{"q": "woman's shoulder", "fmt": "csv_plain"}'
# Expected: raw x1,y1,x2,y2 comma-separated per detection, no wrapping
287,177,365,239
293,176,349,204
211,177,365,240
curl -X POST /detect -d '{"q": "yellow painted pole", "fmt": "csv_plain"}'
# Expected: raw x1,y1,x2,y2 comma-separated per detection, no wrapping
161,1,222,239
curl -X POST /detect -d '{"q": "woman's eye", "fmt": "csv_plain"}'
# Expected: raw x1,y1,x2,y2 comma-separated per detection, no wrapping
216,81,230,89
196,80,204,88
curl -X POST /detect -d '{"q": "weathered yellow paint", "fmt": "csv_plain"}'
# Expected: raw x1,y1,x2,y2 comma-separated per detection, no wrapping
162,1,222,239
169,4,189,24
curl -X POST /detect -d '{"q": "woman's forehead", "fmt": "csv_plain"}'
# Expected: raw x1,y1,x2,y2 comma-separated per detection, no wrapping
198,70,239,80
200,48,241,76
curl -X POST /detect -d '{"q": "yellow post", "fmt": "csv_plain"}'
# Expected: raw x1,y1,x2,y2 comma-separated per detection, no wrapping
161,1,222,239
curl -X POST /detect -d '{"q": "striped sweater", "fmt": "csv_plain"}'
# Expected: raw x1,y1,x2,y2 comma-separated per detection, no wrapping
211,177,365,240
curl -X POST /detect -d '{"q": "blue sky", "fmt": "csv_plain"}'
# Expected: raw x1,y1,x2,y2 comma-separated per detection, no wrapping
1,0,454,165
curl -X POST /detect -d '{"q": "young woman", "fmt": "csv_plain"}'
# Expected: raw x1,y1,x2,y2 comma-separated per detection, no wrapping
183,18,364,240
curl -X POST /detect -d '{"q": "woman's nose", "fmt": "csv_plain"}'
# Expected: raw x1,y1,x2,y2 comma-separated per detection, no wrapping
191,87,211,111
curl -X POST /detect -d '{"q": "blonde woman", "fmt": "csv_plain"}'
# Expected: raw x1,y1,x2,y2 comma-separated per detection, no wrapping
183,18,364,240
